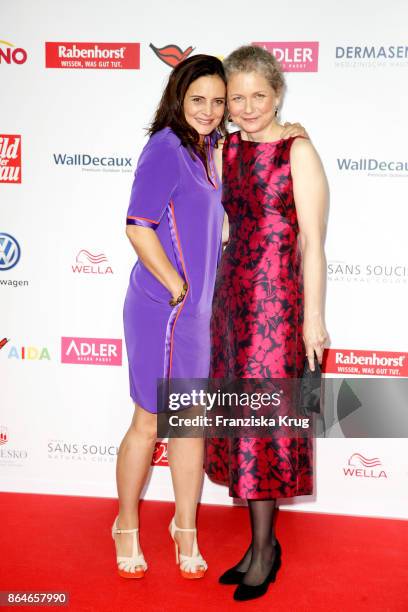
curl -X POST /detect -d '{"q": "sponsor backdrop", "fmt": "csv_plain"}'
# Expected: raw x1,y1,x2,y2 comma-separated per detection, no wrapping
1,0,407,520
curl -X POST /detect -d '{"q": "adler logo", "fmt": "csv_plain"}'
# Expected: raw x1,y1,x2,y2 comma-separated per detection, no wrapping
61,337,122,365
45,42,140,69
0,135,21,183
152,441,168,466
343,453,387,479
0,40,28,65
323,349,408,377
252,42,319,72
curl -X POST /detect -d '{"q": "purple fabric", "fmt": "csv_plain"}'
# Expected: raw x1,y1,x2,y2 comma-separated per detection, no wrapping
123,128,223,412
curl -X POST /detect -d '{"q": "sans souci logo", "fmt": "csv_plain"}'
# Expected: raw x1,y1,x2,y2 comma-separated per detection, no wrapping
0,39,27,65
324,349,408,377
328,260,407,285
343,453,387,479
149,43,194,67
337,156,408,178
252,42,318,72
48,439,118,463
72,250,113,275
61,337,122,366
0,425,28,466
0,135,21,183
45,42,140,69
52,151,132,173
152,441,168,466
335,44,408,67
0,233,21,271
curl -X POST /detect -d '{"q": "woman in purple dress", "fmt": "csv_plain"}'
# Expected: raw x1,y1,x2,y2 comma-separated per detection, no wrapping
112,53,306,581
205,46,329,601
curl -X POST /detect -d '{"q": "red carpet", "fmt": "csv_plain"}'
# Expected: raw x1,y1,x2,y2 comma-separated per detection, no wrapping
1,493,407,611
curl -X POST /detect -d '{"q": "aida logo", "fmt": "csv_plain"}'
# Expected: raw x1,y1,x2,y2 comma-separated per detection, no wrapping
0,40,28,65
152,441,168,466
324,349,408,377
0,426,8,446
343,453,387,479
0,135,22,183
45,42,140,69
149,43,194,67
61,337,122,365
252,42,319,72
7,345,51,360
71,250,113,275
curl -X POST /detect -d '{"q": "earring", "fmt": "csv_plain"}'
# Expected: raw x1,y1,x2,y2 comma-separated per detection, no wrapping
274,106,279,117
227,115,233,122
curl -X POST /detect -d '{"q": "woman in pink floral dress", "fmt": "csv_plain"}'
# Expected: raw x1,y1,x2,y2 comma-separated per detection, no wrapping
205,46,329,602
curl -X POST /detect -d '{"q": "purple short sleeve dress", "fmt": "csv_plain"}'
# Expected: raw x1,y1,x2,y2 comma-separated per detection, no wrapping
124,127,223,412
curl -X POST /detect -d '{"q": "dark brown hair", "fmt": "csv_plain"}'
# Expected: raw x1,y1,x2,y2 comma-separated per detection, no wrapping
148,54,227,154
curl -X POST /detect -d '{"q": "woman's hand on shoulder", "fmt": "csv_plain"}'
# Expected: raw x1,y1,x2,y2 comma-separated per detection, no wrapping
280,122,309,140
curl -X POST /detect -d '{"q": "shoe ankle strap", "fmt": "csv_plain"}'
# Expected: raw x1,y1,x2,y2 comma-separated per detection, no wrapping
114,527,139,534
172,518,196,533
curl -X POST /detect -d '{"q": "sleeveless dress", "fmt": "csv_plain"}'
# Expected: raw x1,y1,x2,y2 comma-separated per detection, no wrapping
124,128,223,412
204,131,313,500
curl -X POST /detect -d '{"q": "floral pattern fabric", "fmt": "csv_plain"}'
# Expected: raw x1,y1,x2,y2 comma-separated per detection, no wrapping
204,132,313,499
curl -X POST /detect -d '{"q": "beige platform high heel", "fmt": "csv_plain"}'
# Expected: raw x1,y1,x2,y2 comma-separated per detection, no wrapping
112,516,147,579
169,517,208,579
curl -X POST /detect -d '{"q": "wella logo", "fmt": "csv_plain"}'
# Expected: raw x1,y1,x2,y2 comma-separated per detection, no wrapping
343,453,387,479
61,337,122,366
7,345,51,360
152,441,168,466
72,250,113,275
0,40,28,65
252,42,319,72
0,135,22,183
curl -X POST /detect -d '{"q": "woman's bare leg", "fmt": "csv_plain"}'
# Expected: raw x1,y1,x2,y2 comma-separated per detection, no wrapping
167,437,205,556
114,403,157,557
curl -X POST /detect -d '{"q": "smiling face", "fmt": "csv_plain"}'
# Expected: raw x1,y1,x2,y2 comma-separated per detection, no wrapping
227,71,281,141
183,75,226,140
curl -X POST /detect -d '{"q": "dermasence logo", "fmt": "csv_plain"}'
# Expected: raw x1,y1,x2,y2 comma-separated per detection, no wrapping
335,44,408,68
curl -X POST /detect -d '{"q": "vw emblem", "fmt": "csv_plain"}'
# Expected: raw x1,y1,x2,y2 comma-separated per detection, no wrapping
0,233,21,270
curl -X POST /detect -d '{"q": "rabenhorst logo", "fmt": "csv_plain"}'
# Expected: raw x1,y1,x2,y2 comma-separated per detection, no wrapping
252,42,319,72
0,40,28,65
52,152,132,173
337,156,408,177
72,250,113,275
328,260,407,285
47,439,118,463
6,344,51,361
324,349,408,377
149,43,194,67
0,135,21,183
61,337,122,365
0,425,8,446
343,453,387,479
335,45,408,67
45,42,140,69
152,441,168,466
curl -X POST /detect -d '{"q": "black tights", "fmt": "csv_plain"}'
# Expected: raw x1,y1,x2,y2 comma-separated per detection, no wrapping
233,499,277,586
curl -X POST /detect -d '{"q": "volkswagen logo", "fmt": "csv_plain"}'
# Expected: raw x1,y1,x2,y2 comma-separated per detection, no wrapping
0,233,21,270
